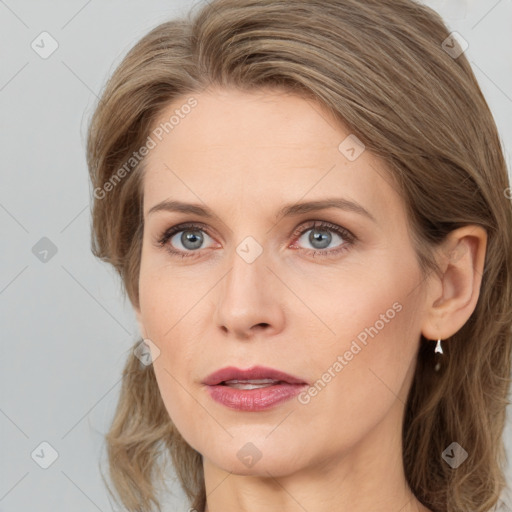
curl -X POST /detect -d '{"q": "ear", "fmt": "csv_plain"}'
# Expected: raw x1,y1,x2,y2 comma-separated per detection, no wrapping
421,225,488,341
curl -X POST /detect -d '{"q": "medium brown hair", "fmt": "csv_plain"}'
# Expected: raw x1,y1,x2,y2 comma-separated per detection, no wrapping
86,1,512,511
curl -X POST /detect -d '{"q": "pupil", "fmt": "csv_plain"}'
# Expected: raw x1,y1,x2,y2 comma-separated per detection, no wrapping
182,230,203,250
310,229,331,249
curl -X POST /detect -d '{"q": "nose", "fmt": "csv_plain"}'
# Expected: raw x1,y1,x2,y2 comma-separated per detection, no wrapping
212,248,285,340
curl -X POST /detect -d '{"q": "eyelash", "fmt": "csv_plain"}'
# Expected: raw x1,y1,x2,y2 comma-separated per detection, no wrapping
155,221,356,259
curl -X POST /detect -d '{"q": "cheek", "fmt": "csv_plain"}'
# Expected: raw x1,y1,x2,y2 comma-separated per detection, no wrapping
137,263,208,431
293,243,423,396
137,253,202,341
138,269,199,372
297,263,424,430
286,254,420,361
331,295,418,393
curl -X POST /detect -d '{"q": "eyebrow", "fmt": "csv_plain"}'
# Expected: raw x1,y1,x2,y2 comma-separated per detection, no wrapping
147,197,376,223
277,198,376,222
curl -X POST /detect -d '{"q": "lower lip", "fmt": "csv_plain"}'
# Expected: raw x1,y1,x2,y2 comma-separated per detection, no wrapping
205,383,307,411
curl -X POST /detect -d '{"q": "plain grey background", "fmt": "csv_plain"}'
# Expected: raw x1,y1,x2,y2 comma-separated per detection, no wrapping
1,0,511,511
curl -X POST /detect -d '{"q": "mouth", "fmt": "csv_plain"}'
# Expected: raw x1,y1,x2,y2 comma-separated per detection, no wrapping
201,365,308,386
201,366,308,411
218,378,287,390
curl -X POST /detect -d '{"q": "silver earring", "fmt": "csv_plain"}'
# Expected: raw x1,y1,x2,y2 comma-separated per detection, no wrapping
434,338,443,372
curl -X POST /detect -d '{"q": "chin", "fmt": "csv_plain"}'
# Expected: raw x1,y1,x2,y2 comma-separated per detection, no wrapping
203,441,309,478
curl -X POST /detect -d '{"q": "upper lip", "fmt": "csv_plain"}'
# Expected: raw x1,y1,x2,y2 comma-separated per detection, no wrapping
202,365,308,386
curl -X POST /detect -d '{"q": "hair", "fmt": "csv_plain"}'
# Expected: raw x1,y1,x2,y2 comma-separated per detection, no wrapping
86,0,512,511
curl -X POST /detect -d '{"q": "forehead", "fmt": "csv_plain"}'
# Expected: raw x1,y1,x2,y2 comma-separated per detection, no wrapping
142,87,403,223
149,87,347,155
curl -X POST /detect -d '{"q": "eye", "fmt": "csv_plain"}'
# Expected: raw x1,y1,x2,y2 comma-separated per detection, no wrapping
155,220,355,259
156,222,217,258
289,220,355,258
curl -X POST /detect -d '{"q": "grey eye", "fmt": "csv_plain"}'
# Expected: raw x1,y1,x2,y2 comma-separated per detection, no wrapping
171,229,212,251
298,228,344,250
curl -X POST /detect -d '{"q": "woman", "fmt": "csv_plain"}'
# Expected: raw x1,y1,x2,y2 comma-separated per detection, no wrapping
86,1,512,511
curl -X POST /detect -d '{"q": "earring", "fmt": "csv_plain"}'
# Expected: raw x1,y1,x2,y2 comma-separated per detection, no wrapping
434,338,443,372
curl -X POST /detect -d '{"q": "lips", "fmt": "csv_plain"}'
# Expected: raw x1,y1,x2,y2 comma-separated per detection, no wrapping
202,365,308,386
202,365,308,411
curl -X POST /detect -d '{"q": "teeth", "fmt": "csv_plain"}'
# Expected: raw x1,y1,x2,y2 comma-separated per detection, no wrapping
222,379,281,390
225,382,278,390
224,379,279,384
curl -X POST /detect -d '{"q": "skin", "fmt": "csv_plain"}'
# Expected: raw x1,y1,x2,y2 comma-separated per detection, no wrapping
134,87,487,512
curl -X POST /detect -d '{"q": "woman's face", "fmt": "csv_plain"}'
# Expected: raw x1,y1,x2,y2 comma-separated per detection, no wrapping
136,87,432,477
